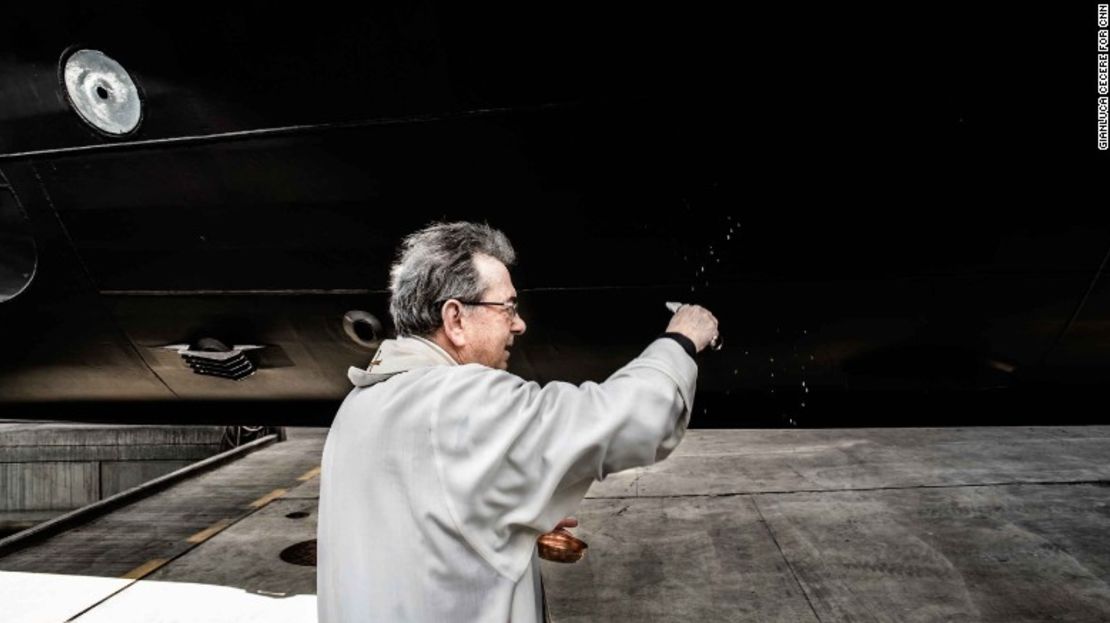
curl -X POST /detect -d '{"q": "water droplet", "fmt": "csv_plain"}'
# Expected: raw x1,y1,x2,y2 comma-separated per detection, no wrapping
726,234,731,241
770,357,774,362
733,369,739,375
801,402,806,408
803,330,807,335
801,381,806,387
691,285,696,292
810,355,815,360
770,372,775,377
805,387,809,393
770,389,775,393
744,351,749,355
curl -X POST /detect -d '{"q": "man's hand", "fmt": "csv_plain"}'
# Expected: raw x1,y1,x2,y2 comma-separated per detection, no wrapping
538,517,587,563
665,304,719,353
552,517,578,533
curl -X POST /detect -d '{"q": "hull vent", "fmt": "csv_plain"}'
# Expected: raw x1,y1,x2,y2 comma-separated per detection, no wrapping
161,339,264,381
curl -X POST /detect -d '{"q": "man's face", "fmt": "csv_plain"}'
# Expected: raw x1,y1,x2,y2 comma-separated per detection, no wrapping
463,254,527,370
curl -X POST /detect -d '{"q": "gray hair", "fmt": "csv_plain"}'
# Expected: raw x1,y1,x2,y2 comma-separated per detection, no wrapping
388,221,516,337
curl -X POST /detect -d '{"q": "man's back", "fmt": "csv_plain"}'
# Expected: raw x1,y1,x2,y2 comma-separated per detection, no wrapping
317,335,697,623
318,362,546,622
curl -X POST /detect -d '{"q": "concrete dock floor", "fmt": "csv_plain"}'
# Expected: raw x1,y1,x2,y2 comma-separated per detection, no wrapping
0,427,325,622
3,426,1110,621
0,421,231,537
549,427,1110,622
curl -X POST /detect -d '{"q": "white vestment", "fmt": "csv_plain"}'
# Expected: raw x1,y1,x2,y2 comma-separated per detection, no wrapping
317,334,697,622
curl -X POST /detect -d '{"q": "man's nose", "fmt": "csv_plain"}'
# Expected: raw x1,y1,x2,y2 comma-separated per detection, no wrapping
512,314,526,335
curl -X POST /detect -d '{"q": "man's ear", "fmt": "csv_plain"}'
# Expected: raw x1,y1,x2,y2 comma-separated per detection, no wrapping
441,300,468,348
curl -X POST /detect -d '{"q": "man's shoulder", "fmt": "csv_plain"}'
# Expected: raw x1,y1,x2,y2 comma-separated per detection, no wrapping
430,363,527,386
409,364,543,408
379,362,524,387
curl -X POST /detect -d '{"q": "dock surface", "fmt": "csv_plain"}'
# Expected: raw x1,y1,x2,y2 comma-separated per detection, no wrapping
3,426,1110,621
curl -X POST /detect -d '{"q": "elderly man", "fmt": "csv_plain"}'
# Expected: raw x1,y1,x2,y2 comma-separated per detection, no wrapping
317,221,718,622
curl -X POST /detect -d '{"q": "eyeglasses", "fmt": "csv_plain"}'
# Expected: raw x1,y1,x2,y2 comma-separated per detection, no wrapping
441,299,520,319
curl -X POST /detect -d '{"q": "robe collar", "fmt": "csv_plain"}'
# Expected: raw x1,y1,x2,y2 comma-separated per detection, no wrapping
347,334,459,387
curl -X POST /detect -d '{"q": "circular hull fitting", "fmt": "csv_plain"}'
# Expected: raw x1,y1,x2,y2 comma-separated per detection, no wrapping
0,188,37,304
62,49,143,136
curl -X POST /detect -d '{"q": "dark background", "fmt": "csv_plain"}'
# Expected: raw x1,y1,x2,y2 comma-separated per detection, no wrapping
0,2,1107,427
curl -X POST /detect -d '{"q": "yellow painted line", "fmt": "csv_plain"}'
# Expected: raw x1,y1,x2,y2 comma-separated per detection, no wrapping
121,558,169,580
186,518,234,544
248,488,287,509
297,466,321,481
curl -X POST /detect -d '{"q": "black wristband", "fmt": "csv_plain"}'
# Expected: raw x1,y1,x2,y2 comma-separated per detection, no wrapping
659,332,697,359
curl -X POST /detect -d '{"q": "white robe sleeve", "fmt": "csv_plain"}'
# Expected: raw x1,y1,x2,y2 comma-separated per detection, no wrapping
430,337,697,582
